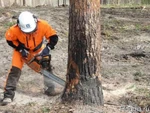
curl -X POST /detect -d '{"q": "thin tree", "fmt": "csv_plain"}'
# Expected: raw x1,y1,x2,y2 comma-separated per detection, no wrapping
101,0,107,4
62,0,104,105
0,0,4,7
63,0,66,6
23,0,25,6
58,0,59,6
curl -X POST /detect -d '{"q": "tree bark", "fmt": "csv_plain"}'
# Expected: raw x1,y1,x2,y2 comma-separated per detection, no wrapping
0,0,4,7
58,0,59,6
62,0,104,105
63,0,66,6
23,0,25,6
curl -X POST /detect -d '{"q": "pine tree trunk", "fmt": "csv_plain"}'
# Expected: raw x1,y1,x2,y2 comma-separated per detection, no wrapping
23,0,25,6
0,0,4,7
58,0,59,6
62,0,104,105
63,0,66,6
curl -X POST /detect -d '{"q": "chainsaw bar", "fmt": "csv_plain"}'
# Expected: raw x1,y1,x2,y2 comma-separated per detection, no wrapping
23,54,66,86
40,69,66,86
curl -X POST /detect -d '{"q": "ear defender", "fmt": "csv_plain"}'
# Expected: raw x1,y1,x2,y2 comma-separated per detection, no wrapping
17,18,19,25
33,15,38,23
17,18,21,28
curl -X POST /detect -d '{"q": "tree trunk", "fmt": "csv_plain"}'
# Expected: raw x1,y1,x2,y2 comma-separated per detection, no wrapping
58,0,59,6
63,0,66,6
23,0,25,6
62,0,104,105
101,0,107,4
0,0,4,7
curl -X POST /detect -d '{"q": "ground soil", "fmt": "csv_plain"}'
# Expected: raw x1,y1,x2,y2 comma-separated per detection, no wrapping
0,5,150,113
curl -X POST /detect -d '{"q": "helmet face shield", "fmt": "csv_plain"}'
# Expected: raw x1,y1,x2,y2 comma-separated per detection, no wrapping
18,11,37,33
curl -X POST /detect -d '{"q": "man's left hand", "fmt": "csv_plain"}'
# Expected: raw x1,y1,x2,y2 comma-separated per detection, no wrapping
40,45,51,56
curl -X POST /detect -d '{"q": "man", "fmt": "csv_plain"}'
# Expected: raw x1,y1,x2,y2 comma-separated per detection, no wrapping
1,11,60,105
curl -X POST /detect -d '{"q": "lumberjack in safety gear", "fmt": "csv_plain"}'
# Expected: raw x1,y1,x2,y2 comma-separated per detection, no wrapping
1,11,59,105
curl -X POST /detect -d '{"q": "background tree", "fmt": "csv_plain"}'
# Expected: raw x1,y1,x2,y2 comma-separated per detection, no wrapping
62,0,104,105
58,0,59,6
63,0,66,6
0,0,4,7
23,0,25,6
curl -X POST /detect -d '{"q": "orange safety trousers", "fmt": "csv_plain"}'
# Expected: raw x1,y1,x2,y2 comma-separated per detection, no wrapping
4,47,44,100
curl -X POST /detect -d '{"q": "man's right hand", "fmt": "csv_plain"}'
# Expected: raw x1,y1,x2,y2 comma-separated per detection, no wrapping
19,49,29,57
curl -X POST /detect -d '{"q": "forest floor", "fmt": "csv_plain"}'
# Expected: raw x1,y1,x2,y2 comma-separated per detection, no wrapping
0,5,150,113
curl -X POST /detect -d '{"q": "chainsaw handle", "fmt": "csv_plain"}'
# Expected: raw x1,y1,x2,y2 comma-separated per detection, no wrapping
28,54,51,64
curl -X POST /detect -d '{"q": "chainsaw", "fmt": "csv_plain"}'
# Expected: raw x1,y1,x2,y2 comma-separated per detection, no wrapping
23,53,66,86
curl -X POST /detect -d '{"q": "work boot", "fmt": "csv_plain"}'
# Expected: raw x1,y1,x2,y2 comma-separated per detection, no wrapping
0,92,13,106
0,97,13,106
1,66,21,106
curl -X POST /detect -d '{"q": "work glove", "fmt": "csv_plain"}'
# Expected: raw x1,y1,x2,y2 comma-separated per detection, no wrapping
19,49,29,57
40,44,51,56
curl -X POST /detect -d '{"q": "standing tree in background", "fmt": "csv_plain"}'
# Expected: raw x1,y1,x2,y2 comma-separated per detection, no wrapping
101,0,107,4
63,0,66,6
62,0,104,105
0,0,4,7
58,0,59,6
23,0,25,6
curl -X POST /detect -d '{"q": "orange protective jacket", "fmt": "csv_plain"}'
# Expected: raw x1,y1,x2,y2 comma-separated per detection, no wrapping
5,19,56,51
5,19,57,69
